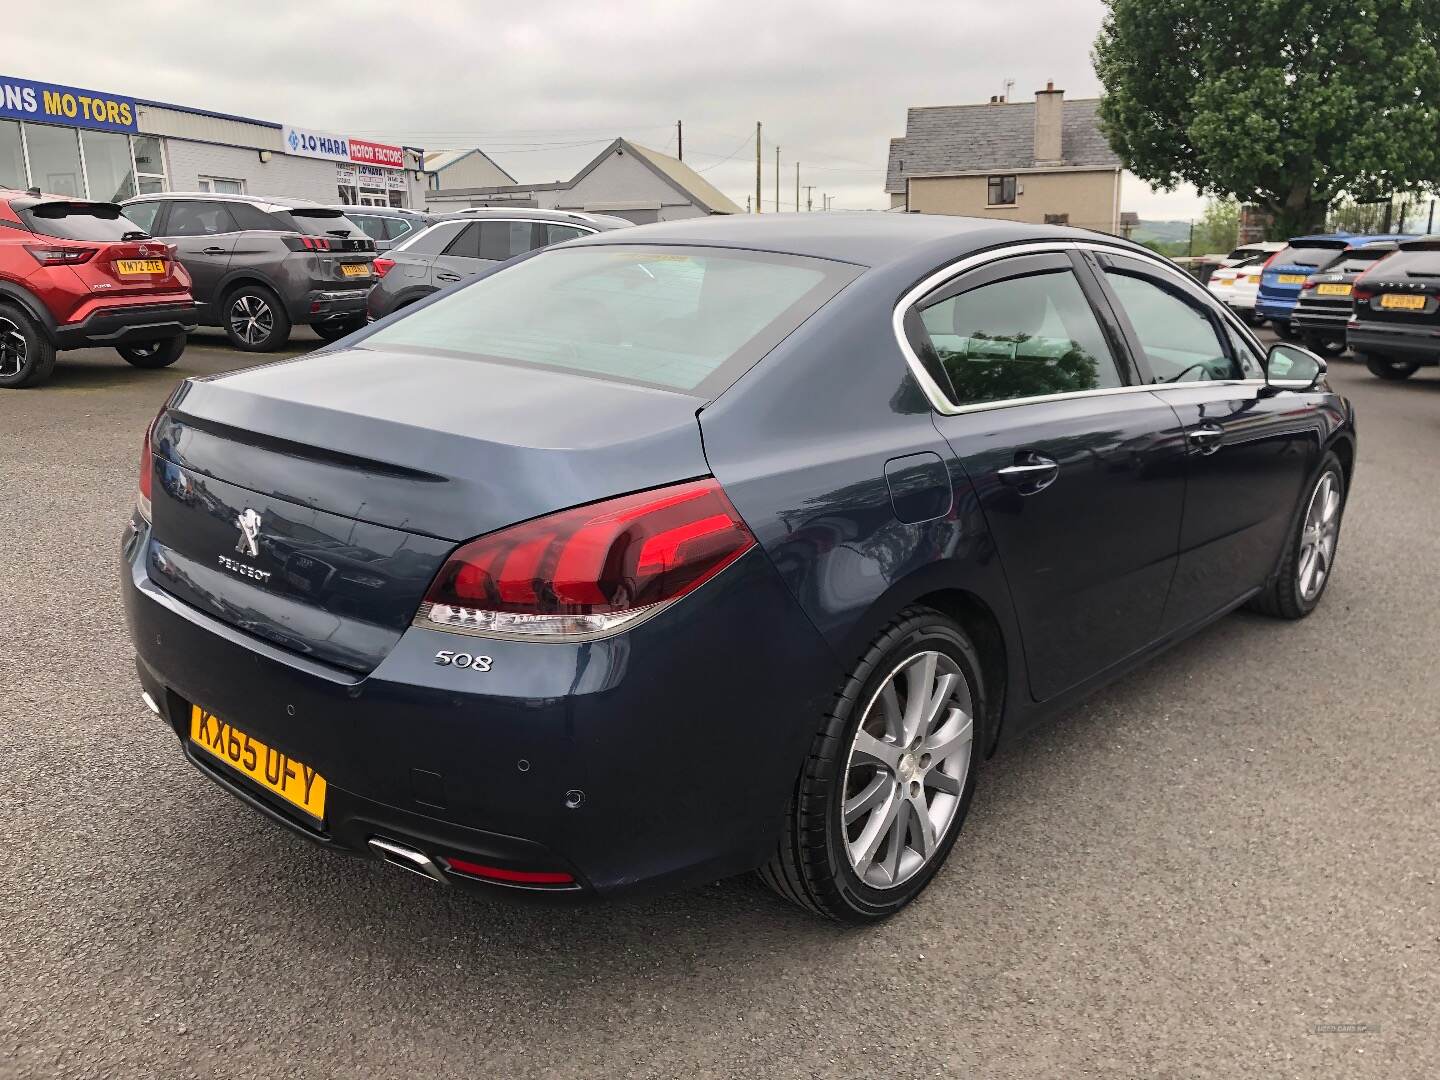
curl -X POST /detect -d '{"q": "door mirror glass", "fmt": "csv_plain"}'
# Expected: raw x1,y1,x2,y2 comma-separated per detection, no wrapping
1265,342,1326,389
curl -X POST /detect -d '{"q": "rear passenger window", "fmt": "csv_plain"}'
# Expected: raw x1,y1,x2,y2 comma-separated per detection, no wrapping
383,217,415,241
914,269,1123,406
1103,270,1240,382
398,222,464,256
165,201,239,237
478,221,541,261
546,224,590,246
442,222,483,259
121,201,161,234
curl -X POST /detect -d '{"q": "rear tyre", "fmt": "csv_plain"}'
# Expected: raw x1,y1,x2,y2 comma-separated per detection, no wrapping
117,335,186,369
0,303,57,389
1364,354,1420,381
1249,452,1345,620
1273,320,1293,340
311,318,365,344
760,607,981,923
1302,332,1346,358
223,284,291,352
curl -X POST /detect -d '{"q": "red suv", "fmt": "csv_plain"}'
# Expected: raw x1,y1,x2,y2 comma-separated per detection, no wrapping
0,189,197,388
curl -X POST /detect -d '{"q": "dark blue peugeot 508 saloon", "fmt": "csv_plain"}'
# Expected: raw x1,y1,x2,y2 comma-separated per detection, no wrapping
122,214,1355,922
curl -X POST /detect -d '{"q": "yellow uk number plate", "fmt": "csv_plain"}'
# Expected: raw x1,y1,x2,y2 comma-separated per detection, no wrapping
116,258,165,274
1277,273,1308,285
340,263,370,277
1316,283,1352,297
189,705,326,820
1380,293,1427,311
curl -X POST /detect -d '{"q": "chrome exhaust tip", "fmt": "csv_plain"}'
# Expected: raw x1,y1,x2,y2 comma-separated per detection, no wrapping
367,837,447,884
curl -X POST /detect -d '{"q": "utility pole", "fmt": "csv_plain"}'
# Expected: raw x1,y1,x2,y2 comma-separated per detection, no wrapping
755,122,762,214
804,185,814,212
1429,198,1436,234
795,161,800,213
775,146,781,212
745,195,751,213
676,120,683,162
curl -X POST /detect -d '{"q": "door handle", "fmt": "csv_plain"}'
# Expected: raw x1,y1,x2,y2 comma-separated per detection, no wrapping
1186,424,1224,455
201,246,227,255
435,272,461,282
997,453,1059,494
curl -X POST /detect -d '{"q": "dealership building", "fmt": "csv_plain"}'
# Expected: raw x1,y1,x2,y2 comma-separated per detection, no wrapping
0,73,428,208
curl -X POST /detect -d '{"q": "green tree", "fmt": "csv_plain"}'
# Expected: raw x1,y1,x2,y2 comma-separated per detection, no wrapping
1192,198,1240,254
1094,1,1440,239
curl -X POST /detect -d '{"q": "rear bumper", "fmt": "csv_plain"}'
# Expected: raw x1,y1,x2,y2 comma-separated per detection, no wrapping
1290,305,1350,333
1346,321,1440,364
53,301,198,349
1255,296,1298,320
121,516,839,901
292,287,369,327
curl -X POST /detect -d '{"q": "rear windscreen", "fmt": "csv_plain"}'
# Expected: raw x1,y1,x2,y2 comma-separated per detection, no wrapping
360,246,859,396
1371,248,1440,277
274,208,365,238
18,201,148,241
1332,248,1395,274
1273,243,1347,269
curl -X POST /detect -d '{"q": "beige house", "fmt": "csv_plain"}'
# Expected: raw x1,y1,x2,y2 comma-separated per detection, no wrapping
425,138,742,223
886,84,1123,233
422,148,517,190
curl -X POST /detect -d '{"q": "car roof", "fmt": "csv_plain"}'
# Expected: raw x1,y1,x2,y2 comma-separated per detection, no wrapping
124,191,336,214
565,212,1160,271
1342,233,1421,246
439,207,631,230
326,204,432,217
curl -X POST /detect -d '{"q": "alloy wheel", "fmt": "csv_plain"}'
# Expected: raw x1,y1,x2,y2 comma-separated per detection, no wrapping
1298,472,1341,601
230,295,274,346
0,316,26,378
842,650,974,889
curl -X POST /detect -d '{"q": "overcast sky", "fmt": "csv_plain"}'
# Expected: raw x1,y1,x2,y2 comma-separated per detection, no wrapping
9,0,1205,220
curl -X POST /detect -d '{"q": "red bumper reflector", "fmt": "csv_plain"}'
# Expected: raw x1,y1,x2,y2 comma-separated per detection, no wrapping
444,857,574,885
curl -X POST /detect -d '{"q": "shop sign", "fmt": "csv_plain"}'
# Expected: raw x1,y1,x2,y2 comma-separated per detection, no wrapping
0,74,138,133
285,123,405,169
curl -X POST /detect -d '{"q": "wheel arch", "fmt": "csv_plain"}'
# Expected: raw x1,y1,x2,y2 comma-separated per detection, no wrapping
1329,432,1355,490
214,270,285,310
0,281,57,341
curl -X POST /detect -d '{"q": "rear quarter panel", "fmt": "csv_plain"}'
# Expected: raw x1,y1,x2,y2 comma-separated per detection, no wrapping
698,263,1025,755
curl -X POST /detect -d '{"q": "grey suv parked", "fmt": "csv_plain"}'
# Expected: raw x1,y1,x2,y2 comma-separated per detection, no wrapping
327,205,438,253
366,208,629,320
121,193,376,351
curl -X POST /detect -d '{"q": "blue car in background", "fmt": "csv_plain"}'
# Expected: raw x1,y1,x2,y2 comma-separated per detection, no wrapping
1256,234,1354,334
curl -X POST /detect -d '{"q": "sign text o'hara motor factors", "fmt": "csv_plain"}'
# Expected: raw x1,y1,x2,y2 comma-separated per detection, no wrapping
283,124,405,169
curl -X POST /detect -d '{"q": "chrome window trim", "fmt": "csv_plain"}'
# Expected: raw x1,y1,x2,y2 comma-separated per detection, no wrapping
891,239,1283,416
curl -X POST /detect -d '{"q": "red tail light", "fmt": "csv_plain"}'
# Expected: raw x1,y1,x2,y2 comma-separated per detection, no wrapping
282,235,333,252
25,244,96,266
444,857,575,886
415,478,755,640
372,256,395,278
137,427,155,522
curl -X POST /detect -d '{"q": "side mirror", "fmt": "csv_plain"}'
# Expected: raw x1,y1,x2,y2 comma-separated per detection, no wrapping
1264,342,1327,392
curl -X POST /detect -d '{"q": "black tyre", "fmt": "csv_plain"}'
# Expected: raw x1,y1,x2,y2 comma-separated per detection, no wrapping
117,335,186,369
311,318,365,344
1302,331,1346,358
1364,354,1420,381
1273,320,1293,340
0,303,57,389
760,607,982,923
223,284,291,352
1249,452,1345,620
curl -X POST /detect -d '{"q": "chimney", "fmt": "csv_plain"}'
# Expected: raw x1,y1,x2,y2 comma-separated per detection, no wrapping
1034,80,1064,165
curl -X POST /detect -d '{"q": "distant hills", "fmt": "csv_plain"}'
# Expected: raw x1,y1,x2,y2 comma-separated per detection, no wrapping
1130,220,1191,246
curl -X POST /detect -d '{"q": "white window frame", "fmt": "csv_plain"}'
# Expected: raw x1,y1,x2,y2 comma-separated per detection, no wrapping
197,176,246,195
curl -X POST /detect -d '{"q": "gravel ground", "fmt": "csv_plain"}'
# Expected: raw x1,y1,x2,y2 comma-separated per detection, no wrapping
1,329,1436,1078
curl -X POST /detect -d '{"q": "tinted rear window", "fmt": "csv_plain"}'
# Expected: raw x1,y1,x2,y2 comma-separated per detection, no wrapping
1332,248,1395,274
1273,243,1346,269
361,246,859,395
274,208,366,238
18,201,148,241
1372,248,1440,277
